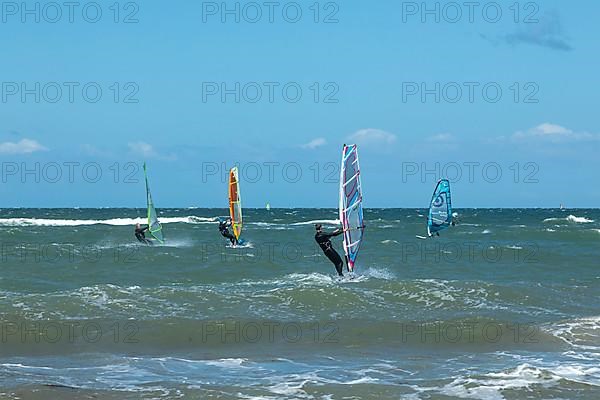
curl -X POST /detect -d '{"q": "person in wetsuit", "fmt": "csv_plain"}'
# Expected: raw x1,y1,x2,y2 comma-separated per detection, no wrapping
314,224,346,277
219,218,238,246
135,223,153,245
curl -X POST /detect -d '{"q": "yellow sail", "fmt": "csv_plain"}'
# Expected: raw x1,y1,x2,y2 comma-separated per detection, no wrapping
228,167,242,240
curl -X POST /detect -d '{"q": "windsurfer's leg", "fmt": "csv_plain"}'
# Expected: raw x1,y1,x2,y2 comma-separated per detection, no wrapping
325,249,344,277
335,260,344,276
221,231,233,244
226,233,236,245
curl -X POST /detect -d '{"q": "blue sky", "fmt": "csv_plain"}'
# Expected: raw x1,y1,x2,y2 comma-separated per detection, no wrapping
1,0,599,208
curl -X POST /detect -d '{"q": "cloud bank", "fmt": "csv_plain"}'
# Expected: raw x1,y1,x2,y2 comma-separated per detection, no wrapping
128,141,177,161
301,138,327,150
348,129,397,146
0,139,48,154
512,123,599,142
483,12,572,52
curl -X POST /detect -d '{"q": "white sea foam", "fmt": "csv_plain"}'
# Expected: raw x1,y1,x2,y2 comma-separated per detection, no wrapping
505,245,523,250
248,222,291,230
291,219,340,226
544,215,594,224
547,316,600,351
543,217,560,222
567,215,594,223
436,361,600,400
439,364,553,400
0,216,217,227
228,241,254,249
203,358,249,368
407,279,460,306
361,267,395,280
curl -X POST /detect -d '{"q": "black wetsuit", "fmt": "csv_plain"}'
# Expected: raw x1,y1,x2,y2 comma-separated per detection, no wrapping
219,221,238,245
315,229,345,276
135,225,153,245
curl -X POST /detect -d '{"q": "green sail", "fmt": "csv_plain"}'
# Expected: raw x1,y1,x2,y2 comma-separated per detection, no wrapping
144,163,164,243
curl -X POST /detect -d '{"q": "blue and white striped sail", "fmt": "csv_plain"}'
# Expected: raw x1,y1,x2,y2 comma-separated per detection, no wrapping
427,179,452,237
339,144,365,271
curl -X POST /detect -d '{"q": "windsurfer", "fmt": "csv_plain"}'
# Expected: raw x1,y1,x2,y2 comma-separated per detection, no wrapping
219,218,238,246
135,223,153,245
314,224,346,277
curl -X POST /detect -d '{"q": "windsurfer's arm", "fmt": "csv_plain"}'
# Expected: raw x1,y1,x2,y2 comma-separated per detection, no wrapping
327,229,343,238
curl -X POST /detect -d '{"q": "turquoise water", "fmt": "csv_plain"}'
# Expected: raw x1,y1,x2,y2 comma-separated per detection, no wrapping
0,208,599,399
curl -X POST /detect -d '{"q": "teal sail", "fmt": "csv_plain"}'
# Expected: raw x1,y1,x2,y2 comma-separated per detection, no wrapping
144,163,164,243
427,179,452,237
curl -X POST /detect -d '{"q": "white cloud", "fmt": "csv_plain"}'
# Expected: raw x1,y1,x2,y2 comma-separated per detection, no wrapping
427,133,455,142
128,141,177,161
0,138,47,154
128,141,157,157
301,138,327,150
512,123,598,142
530,123,572,137
348,129,396,146
81,144,113,157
